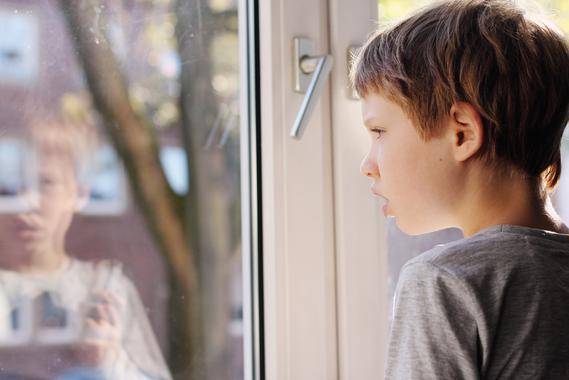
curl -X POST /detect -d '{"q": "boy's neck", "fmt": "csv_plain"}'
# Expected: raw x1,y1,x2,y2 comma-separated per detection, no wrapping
458,170,567,237
19,251,70,275
0,244,70,275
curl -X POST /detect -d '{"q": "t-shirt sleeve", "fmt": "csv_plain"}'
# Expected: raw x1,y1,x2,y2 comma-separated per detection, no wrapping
93,261,172,380
113,271,172,380
385,262,481,380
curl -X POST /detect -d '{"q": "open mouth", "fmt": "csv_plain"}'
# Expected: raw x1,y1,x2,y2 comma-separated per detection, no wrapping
382,202,389,216
15,225,41,239
371,190,388,203
370,187,390,216
11,218,43,240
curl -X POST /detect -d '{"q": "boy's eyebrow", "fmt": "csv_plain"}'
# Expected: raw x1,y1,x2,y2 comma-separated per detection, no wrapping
363,118,383,128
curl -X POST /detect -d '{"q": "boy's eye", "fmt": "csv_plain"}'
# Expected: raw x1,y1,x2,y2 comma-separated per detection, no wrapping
40,177,55,186
371,128,385,139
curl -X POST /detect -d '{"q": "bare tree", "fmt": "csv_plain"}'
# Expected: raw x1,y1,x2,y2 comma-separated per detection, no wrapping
60,0,240,378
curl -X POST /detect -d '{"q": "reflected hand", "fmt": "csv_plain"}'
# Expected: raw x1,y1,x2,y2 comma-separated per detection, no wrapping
72,291,122,368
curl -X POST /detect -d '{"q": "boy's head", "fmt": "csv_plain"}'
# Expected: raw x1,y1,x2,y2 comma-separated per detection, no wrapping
353,0,569,235
27,114,96,195
0,113,96,257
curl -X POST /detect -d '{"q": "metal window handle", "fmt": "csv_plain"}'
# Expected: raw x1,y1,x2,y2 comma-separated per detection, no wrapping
291,37,333,140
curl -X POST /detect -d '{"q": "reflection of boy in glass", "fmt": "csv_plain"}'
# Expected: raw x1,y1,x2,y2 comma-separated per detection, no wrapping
0,116,171,380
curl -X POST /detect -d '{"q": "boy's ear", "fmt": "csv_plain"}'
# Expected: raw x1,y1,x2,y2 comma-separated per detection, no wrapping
74,185,91,211
447,102,484,162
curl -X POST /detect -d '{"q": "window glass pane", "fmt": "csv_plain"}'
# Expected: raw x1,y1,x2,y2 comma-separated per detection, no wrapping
377,0,569,312
0,1,245,379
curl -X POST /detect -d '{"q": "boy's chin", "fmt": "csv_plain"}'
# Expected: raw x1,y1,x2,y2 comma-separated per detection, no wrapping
394,217,446,236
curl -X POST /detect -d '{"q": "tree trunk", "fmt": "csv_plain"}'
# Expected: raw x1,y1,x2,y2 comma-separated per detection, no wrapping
175,1,238,378
59,1,204,378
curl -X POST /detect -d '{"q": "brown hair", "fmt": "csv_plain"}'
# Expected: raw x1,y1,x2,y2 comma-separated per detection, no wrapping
26,110,98,186
351,0,569,190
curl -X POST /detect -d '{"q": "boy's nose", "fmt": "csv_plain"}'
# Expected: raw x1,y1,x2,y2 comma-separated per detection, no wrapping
19,188,40,212
360,154,379,178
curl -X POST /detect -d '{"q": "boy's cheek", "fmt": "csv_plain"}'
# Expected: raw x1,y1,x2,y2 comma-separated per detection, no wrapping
382,157,444,207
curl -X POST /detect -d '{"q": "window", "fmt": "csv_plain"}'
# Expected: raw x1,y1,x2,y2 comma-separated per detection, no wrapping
0,7,39,85
0,138,29,212
0,1,252,379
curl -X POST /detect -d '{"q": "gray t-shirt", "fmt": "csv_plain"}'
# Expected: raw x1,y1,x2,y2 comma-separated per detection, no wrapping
385,224,569,380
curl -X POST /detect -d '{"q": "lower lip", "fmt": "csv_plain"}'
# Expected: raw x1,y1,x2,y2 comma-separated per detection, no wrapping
15,227,39,238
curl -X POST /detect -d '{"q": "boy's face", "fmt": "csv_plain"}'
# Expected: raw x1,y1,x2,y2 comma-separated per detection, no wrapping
360,91,459,235
0,146,80,255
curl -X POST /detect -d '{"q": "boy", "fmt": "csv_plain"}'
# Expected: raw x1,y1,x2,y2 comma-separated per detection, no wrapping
352,0,569,379
0,115,171,379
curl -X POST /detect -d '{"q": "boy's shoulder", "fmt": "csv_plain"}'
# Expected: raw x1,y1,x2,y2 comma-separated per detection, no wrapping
404,225,569,281
406,227,507,265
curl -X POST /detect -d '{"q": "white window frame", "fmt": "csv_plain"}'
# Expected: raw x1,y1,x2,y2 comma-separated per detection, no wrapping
328,1,390,379
259,0,337,378
259,0,388,379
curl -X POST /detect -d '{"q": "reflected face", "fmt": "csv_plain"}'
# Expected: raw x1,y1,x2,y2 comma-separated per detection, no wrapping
359,92,458,235
4,148,80,253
